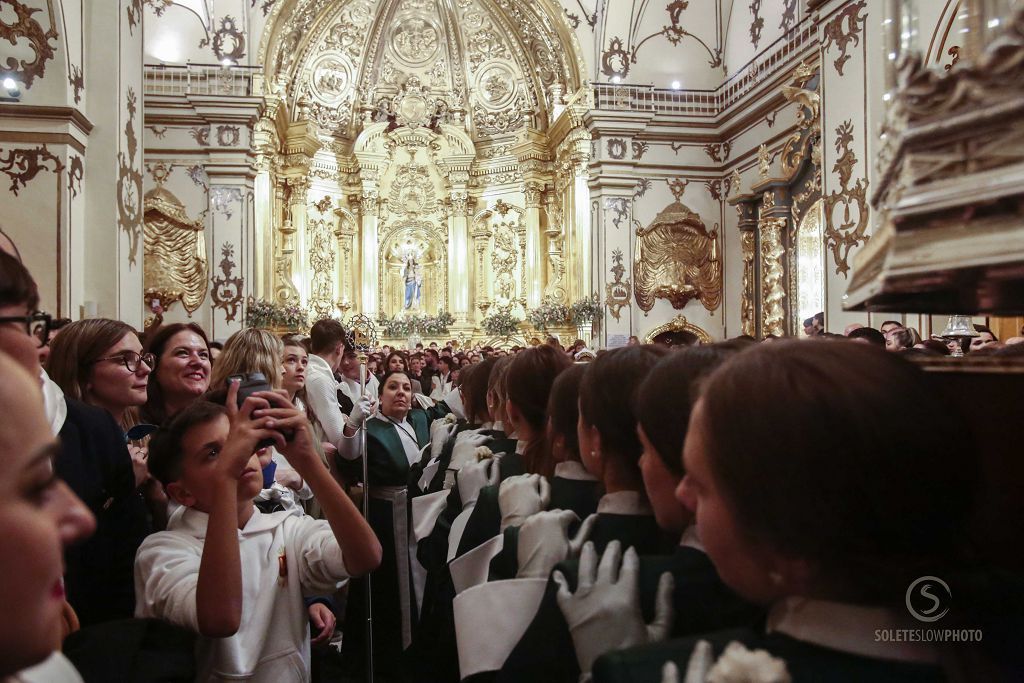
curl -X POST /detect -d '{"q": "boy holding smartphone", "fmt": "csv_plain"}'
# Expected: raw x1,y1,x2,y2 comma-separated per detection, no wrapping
134,381,381,681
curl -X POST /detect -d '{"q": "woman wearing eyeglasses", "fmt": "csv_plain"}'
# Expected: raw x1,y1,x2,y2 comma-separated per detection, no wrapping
47,319,154,433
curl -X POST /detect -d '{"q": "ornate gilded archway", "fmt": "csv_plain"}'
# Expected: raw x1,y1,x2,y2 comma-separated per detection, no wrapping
642,314,713,345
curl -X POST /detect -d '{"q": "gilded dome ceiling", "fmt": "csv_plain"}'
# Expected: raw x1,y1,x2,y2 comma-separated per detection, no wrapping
259,0,584,141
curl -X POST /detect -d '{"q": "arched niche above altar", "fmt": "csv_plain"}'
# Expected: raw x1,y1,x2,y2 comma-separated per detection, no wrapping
379,219,447,316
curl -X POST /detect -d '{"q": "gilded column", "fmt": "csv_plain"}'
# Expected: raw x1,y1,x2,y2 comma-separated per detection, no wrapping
572,161,592,302
448,181,471,324
274,180,299,304
758,192,786,337
286,178,310,303
333,207,357,318
471,215,491,324
523,182,544,307
360,189,380,317
252,153,274,301
740,229,757,337
542,191,567,302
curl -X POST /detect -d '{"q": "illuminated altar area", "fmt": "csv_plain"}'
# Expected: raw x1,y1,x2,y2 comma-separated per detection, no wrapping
247,0,592,344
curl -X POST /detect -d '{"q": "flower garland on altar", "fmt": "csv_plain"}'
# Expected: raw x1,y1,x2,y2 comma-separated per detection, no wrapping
245,298,310,331
481,310,521,338
570,295,602,323
526,300,571,330
375,311,455,338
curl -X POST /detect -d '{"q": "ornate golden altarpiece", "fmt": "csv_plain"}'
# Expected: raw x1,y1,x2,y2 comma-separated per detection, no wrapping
252,0,592,343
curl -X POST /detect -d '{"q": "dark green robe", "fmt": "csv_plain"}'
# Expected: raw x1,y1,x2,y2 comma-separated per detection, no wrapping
341,410,431,679
407,434,517,683
487,475,603,582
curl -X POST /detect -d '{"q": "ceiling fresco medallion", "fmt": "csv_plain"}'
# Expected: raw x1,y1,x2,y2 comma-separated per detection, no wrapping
390,16,441,67
308,52,354,106
475,62,517,110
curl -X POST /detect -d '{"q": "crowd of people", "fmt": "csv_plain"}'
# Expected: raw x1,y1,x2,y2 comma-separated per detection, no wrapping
1,247,1022,683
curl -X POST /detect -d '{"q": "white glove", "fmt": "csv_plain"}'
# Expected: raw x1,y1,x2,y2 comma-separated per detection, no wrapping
346,396,376,430
516,511,597,579
449,432,492,471
430,419,458,460
554,541,674,676
456,457,499,508
498,474,551,531
681,640,712,683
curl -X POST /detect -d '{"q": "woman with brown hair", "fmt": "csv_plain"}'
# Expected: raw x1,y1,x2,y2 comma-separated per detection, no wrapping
592,340,1018,682
385,350,423,394
46,317,165,524
485,363,602,582
141,322,212,425
47,319,152,432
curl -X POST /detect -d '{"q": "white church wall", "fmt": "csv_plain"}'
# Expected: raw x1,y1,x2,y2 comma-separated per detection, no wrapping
1,0,145,326
722,0,806,78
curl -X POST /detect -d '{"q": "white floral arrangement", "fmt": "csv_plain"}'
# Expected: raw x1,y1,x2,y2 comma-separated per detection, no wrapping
672,640,790,683
474,446,494,461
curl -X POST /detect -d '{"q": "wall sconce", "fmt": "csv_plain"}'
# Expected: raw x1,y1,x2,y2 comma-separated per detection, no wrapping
2,76,20,102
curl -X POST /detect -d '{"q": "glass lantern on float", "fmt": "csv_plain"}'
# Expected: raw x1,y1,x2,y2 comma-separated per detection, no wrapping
938,315,980,357
881,0,1020,85
845,0,1024,315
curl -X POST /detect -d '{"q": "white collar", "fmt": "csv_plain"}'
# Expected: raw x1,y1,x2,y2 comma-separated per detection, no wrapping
168,504,298,539
307,353,335,375
514,439,528,456
40,369,67,436
679,524,704,552
554,460,598,482
596,490,653,516
767,597,938,664
373,413,409,427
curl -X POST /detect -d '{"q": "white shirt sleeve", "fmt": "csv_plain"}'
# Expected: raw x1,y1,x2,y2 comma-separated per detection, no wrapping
305,361,347,451
287,515,351,595
133,532,201,631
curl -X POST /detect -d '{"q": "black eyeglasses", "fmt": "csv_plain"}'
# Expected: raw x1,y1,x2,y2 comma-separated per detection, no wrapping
93,351,155,373
0,312,51,348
